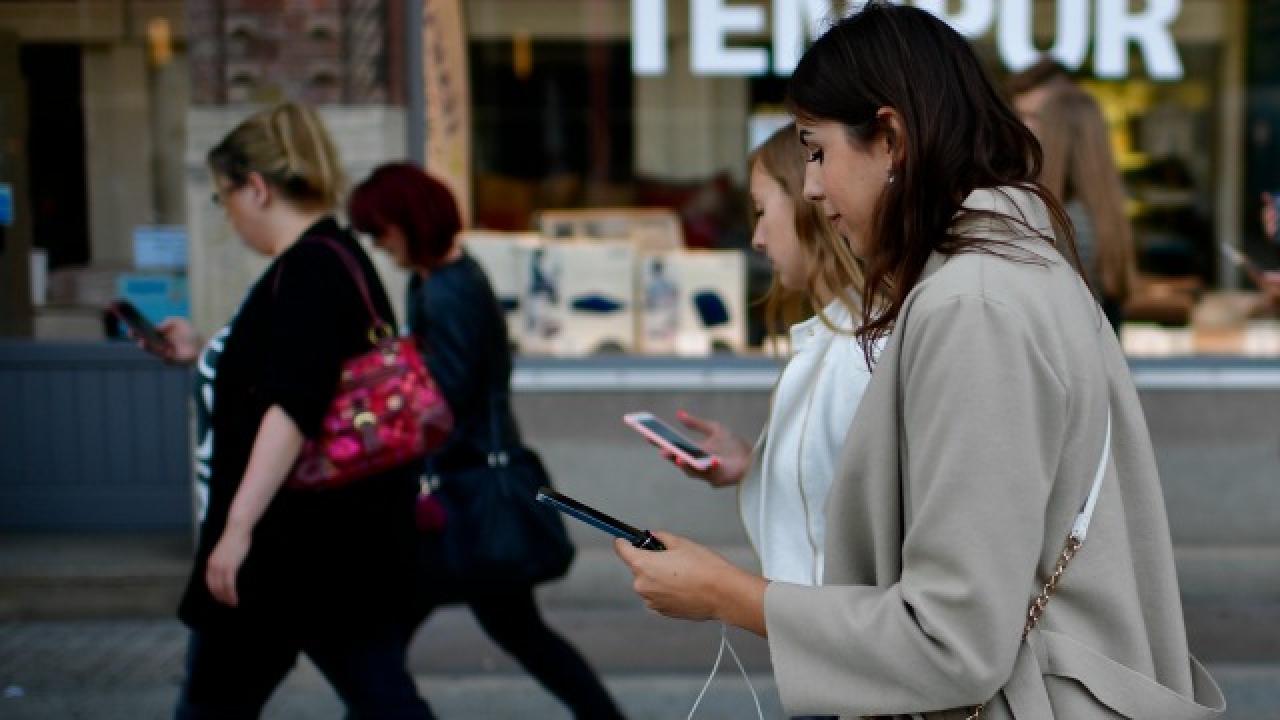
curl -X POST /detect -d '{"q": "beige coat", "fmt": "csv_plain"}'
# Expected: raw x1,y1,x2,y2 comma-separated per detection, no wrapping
764,188,1225,719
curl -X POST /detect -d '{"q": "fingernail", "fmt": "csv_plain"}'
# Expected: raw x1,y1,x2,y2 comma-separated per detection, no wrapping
677,410,688,419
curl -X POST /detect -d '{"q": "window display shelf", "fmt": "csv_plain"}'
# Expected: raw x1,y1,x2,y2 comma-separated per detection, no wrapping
509,354,1280,392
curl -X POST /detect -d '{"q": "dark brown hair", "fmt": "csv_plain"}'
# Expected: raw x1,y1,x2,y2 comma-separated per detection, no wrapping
786,1,1076,364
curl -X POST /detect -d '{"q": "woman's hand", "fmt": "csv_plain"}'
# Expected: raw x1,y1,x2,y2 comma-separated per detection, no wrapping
206,523,252,607
658,411,753,488
150,317,204,364
1263,192,1277,240
204,407,306,608
614,532,768,635
1261,271,1280,308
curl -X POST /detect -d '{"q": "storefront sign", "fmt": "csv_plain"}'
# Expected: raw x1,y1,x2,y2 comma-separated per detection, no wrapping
133,225,188,270
633,0,1185,80
424,0,473,224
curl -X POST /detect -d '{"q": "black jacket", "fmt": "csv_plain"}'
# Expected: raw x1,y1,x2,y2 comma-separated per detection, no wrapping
179,218,420,634
408,252,523,473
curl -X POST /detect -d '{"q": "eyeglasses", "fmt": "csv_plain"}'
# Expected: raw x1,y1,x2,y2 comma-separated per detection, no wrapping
211,184,240,207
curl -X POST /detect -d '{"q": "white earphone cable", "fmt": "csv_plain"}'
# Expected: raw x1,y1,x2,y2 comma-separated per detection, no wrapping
686,622,764,720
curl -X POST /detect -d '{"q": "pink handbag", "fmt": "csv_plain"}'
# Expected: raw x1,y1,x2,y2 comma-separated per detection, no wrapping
285,237,454,491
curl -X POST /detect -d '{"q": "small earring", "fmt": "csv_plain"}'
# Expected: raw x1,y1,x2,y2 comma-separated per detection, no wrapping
886,172,896,185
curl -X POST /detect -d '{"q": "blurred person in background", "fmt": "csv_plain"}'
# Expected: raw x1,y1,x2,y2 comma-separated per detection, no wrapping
1010,58,1137,331
147,103,432,719
348,162,627,720
1260,192,1280,308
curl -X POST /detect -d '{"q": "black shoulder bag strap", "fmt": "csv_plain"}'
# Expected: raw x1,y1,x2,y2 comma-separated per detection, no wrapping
421,276,509,486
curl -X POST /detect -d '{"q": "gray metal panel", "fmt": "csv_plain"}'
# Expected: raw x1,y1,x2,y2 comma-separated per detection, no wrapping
0,340,193,531
510,355,1280,392
2,341,1277,535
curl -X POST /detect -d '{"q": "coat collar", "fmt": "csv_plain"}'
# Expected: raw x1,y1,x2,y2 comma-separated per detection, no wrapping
916,185,1059,286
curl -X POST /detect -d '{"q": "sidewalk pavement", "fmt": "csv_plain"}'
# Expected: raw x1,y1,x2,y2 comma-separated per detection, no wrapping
4,534,1280,718
5,611,1280,719
0,610,785,720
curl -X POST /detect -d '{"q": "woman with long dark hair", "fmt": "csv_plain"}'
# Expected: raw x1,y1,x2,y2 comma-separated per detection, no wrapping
615,4,1224,718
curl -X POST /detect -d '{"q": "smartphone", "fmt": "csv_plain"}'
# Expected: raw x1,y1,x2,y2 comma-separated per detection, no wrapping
623,411,718,472
109,299,170,350
1219,242,1267,287
535,487,665,551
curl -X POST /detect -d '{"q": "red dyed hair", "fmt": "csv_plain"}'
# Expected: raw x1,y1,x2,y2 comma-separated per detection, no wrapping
348,163,463,269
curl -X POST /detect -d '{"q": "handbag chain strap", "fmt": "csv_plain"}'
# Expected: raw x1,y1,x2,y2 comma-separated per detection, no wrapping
964,534,1081,719
965,407,1111,720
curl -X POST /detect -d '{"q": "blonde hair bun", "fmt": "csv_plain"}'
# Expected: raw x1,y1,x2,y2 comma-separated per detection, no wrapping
208,101,346,210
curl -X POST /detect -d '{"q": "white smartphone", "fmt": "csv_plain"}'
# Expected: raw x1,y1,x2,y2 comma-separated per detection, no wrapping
623,411,718,472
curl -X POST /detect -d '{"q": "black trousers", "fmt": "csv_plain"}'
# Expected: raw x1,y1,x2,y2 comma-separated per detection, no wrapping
418,588,626,720
175,623,433,720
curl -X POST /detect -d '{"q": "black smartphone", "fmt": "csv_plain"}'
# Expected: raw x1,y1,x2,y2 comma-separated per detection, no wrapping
109,299,170,350
535,487,666,551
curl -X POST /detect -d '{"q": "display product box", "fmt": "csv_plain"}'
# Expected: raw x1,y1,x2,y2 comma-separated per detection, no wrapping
461,231,541,351
637,250,746,355
523,240,636,356
537,208,683,252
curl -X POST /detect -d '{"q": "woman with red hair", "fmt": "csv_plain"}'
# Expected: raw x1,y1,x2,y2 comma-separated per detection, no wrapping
348,163,627,720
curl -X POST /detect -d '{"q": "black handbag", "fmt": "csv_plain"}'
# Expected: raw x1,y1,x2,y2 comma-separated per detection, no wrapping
422,392,575,596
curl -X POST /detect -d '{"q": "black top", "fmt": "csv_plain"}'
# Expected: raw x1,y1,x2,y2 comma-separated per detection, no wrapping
179,218,420,635
409,252,522,472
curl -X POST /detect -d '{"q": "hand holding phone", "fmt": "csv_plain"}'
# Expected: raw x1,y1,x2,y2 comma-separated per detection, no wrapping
535,488,665,551
152,317,205,363
624,411,720,473
110,299,172,352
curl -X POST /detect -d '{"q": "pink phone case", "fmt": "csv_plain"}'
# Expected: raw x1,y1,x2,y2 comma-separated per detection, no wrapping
623,412,718,472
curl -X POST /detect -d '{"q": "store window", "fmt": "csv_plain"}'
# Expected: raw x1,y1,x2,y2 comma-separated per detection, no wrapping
1,0,1275,356
0,0,189,337
470,39,635,230
460,0,1280,357
0,0,411,339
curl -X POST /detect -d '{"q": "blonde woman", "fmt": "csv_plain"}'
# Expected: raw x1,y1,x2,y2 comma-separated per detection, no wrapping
660,123,873,597
1018,66,1138,330
149,103,432,719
